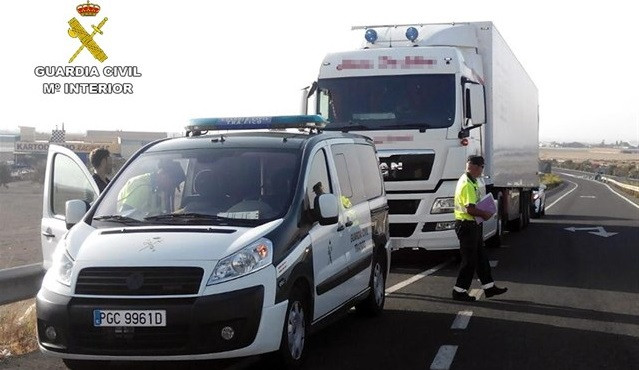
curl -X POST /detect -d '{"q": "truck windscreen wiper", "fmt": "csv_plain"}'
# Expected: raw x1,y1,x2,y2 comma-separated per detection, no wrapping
93,215,144,224
379,123,431,130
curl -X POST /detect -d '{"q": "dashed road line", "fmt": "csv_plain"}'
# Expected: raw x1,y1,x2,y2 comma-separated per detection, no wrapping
430,345,458,370
450,310,473,330
386,259,453,295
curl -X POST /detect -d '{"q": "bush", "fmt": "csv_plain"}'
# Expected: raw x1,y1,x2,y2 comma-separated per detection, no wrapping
541,173,563,190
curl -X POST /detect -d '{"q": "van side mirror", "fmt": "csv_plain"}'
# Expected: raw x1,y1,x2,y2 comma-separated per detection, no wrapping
65,199,89,229
317,193,339,225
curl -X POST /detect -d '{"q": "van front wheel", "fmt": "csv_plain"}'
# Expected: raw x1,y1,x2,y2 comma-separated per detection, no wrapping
356,254,386,316
273,285,309,368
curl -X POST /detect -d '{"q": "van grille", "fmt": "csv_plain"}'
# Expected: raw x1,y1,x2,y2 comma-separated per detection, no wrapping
75,267,203,296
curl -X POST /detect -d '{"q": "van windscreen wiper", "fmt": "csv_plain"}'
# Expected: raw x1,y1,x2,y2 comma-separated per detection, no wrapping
93,215,144,224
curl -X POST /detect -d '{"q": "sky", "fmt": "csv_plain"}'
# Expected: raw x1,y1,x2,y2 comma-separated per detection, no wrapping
0,0,637,145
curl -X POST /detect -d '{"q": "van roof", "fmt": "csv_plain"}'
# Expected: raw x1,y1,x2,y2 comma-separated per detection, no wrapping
146,131,372,153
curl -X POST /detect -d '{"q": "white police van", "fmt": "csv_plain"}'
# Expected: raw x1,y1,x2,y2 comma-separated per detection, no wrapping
37,115,390,368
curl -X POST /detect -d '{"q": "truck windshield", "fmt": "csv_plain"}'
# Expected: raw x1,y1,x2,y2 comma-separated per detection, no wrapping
92,148,300,226
318,74,455,130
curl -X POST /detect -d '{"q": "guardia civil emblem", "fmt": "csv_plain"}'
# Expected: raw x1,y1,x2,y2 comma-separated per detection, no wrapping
67,1,108,63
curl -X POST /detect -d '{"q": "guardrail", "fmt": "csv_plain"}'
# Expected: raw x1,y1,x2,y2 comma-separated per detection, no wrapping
0,263,45,305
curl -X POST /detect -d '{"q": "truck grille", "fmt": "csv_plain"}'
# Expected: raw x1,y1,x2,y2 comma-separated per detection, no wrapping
389,223,417,237
388,200,420,214
379,153,435,181
75,267,203,296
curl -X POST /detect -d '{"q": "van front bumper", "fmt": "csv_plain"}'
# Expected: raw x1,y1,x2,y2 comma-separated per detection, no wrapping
37,284,287,360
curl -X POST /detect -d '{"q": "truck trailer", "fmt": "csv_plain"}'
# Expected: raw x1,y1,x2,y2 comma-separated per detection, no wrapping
303,21,539,250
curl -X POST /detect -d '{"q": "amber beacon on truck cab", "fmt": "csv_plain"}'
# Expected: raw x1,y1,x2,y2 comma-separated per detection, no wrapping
37,115,390,368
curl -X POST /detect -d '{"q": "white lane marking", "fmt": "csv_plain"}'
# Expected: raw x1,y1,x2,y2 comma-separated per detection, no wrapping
430,345,458,370
546,179,578,210
469,289,483,300
386,259,452,295
556,171,639,210
489,260,498,268
603,183,639,210
450,310,473,330
580,195,596,198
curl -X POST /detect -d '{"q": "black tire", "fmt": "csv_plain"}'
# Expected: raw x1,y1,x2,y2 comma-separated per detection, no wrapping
273,284,309,368
356,253,386,316
63,360,108,370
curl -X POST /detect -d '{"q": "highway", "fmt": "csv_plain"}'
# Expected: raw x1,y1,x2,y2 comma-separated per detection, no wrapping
2,172,638,369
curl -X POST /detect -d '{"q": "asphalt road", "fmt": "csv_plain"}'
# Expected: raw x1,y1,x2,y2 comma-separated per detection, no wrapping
2,173,638,369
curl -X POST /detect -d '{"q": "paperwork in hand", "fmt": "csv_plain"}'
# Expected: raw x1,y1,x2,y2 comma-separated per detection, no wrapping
475,193,496,224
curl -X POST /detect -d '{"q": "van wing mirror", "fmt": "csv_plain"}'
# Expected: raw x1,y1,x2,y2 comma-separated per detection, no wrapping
65,199,89,229
317,193,339,225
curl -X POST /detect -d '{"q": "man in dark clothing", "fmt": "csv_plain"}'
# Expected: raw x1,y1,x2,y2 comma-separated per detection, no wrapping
452,155,508,302
89,148,112,193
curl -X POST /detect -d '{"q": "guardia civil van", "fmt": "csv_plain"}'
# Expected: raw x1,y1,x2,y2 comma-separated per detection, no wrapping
37,115,389,369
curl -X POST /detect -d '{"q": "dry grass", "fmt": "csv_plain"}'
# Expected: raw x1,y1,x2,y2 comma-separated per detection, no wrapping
540,147,639,164
0,299,38,360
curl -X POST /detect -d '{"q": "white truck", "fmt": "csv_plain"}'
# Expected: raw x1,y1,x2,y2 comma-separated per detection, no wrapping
303,21,539,249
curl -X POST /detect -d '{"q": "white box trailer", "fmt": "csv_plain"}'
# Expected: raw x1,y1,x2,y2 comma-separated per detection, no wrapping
304,21,539,250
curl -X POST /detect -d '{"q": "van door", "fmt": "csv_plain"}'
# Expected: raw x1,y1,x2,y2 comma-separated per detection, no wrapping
41,145,99,268
329,143,375,298
307,147,352,320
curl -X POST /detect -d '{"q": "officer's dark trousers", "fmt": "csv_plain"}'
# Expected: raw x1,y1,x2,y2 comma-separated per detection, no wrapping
454,220,493,290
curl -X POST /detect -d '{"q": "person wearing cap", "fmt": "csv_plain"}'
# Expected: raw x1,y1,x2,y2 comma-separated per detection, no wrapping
88,148,112,193
117,160,185,215
452,155,508,302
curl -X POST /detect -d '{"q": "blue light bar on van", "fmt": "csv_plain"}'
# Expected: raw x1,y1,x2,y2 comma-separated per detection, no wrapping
186,115,326,132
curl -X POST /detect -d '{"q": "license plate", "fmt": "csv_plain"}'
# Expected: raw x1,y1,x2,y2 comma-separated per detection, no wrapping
93,310,166,327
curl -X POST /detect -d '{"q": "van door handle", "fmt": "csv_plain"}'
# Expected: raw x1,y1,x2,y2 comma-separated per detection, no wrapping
42,230,55,238
337,224,345,231
345,220,353,227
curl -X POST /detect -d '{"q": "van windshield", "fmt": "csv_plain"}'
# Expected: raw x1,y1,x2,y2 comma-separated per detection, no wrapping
93,148,300,226
318,74,456,131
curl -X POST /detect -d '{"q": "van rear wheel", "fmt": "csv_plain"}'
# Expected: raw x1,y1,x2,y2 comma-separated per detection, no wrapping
356,254,386,316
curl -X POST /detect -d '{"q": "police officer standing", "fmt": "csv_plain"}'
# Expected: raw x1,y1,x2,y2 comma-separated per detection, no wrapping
452,155,507,302
89,148,112,193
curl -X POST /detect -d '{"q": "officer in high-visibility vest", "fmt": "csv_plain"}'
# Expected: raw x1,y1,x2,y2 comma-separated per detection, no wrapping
452,155,507,302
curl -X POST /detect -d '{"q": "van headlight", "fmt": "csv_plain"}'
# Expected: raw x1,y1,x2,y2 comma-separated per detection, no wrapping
207,238,273,285
431,197,455,214
52,250,75,286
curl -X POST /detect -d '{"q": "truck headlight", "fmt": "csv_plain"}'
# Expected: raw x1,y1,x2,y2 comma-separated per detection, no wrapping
431,197,455,214
52,249,75,286
207,238,273,285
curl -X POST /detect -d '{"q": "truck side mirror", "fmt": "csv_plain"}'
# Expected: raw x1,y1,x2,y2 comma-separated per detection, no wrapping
65,199,89,229
300,82,318,115
317,193,339,225
466,84,486,125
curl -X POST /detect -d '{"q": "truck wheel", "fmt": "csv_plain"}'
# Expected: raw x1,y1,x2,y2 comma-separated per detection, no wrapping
63,360,108,370
274,284,309,368
356,253,386,316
